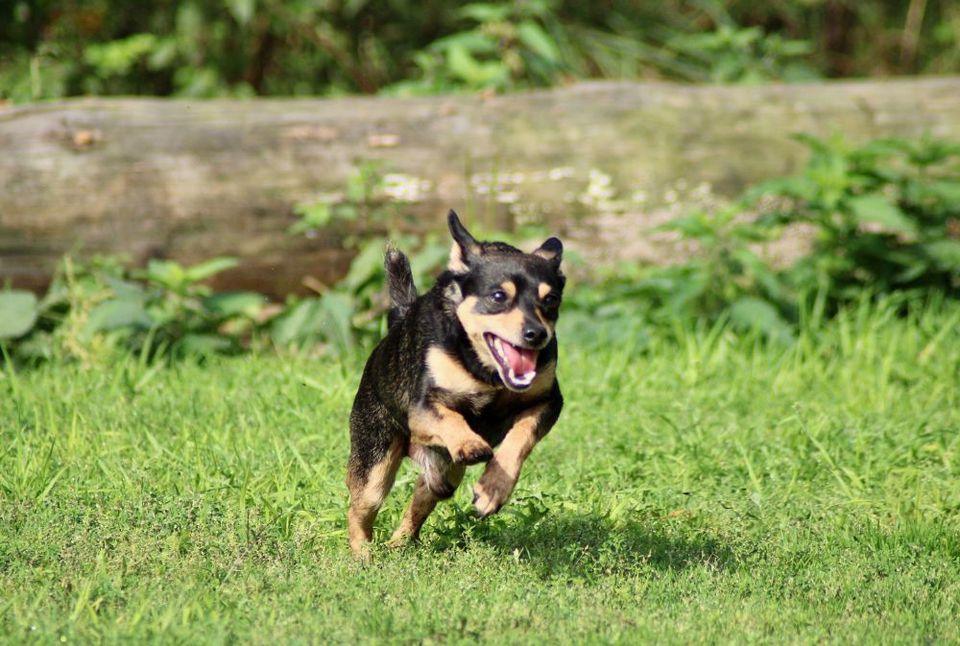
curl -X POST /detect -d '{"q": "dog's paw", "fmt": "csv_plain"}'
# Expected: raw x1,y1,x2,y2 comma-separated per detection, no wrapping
386,532,417,550
452,437,493,465
472,460,516,518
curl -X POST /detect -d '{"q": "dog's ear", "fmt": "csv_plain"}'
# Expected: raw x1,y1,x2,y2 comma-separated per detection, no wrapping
447,210,481,273
533,237,563,267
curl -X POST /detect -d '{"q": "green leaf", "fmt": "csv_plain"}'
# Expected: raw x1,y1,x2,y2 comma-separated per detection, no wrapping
319,291,355,353
271,299,324,346
226,0,255,25
517,20,559,62
343,239,387,292
728,297,793,342
84,34,158,76
203,292,266,317
847,193,917,236
458,3,510,22
446,44,506,86
746,175,817,203
82,299,152,339
292,201,333,229
146,260,186,289
919,180,960,205
923,240,960,270
177,333,233,356
183,257,239,283
0,290,38,339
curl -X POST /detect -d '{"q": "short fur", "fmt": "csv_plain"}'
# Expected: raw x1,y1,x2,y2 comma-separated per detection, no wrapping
346,210,566,556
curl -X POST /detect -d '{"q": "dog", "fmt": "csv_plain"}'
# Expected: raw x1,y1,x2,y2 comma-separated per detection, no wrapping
346,210,565,556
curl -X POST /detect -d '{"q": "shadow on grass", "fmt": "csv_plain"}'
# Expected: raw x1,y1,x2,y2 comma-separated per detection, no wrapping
430,507,739,579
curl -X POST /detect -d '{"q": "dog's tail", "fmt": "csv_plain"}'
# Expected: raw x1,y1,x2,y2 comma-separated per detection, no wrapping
384,245,417,327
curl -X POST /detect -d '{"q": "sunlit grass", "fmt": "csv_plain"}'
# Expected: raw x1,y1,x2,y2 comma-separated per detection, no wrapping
2,299,959,643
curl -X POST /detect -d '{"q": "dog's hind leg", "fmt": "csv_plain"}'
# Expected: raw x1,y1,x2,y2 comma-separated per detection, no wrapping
346,434,405,558
389,446,465,545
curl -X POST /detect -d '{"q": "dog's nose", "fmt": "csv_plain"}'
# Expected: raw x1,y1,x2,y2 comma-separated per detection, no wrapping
522,325,548,345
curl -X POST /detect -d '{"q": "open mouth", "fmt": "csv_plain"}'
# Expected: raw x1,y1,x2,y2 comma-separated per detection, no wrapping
484,333,538,390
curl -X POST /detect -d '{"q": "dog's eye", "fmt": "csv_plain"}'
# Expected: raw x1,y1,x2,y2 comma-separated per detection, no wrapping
489,290,508,304
542,293,560,308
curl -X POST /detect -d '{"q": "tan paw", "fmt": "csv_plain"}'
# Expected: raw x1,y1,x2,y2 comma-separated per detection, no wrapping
451,436,493,465
349,539,373,561
386,532,416,549
472,459,517,518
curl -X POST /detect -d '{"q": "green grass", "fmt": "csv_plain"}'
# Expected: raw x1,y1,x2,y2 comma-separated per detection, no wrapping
2,299,960,644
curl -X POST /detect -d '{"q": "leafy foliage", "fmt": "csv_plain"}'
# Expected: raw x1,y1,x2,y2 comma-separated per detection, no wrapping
279,163,450,351
3,135,960,363
6,1,960,102
0,256,266,364
579,134,960,341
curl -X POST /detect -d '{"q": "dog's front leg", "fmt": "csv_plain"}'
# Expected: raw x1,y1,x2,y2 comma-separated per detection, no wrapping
408,403,493,465
473,401,558,517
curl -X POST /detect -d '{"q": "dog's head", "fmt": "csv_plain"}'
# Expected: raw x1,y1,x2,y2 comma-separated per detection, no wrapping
444,210,565,392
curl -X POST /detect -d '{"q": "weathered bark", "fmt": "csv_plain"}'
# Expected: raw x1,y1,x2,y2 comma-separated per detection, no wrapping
2,78,959,295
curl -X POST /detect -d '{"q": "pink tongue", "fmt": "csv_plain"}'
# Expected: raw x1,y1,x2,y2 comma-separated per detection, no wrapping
500,341,537,374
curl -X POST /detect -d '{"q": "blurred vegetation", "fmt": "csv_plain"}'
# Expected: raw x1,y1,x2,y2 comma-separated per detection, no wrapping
2,1,960,102
2,133,959,364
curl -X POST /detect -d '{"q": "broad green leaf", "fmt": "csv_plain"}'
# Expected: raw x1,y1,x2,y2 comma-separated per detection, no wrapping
84,33,157,76
226,0,255,25
184,257,239,283
517,20,559,62
320,291,355,353
847,193,917,235
146,259,185,288
271,299,324,346
728,297,793,342
923,240,960,270
458,3,510,22
429,31,498,55
0,290,38,339
203,292,266,317
918,180,960,205
177,333,233,355
343,239,387,292
446,44,506,86
292,201,333,229
82,299,152,339
746,175,817,203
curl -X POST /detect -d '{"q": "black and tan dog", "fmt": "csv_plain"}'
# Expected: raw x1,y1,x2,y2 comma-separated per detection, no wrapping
346,210,565,556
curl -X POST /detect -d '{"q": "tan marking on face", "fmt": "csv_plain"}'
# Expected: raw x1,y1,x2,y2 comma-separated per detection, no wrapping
347,438,404,556
408,403,492,463
456,297,526,345
455,296,527,375
538,282,552,299
426,347,492,395
501,281,517,299
533,308,555,338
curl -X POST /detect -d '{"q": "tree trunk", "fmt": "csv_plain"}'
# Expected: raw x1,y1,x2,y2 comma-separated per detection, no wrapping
2,78,959,296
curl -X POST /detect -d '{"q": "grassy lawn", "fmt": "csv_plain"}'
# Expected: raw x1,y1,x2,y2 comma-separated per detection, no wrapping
2,301,959,643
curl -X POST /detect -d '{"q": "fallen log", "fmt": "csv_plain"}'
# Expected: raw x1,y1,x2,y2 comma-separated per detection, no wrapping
2,78,959,296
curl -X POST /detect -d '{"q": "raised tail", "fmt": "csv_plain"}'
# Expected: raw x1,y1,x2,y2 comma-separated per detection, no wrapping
384,245,417,327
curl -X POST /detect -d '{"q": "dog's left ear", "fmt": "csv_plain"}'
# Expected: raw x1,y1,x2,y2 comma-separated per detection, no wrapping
533,237,563,267
447,210,481,273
